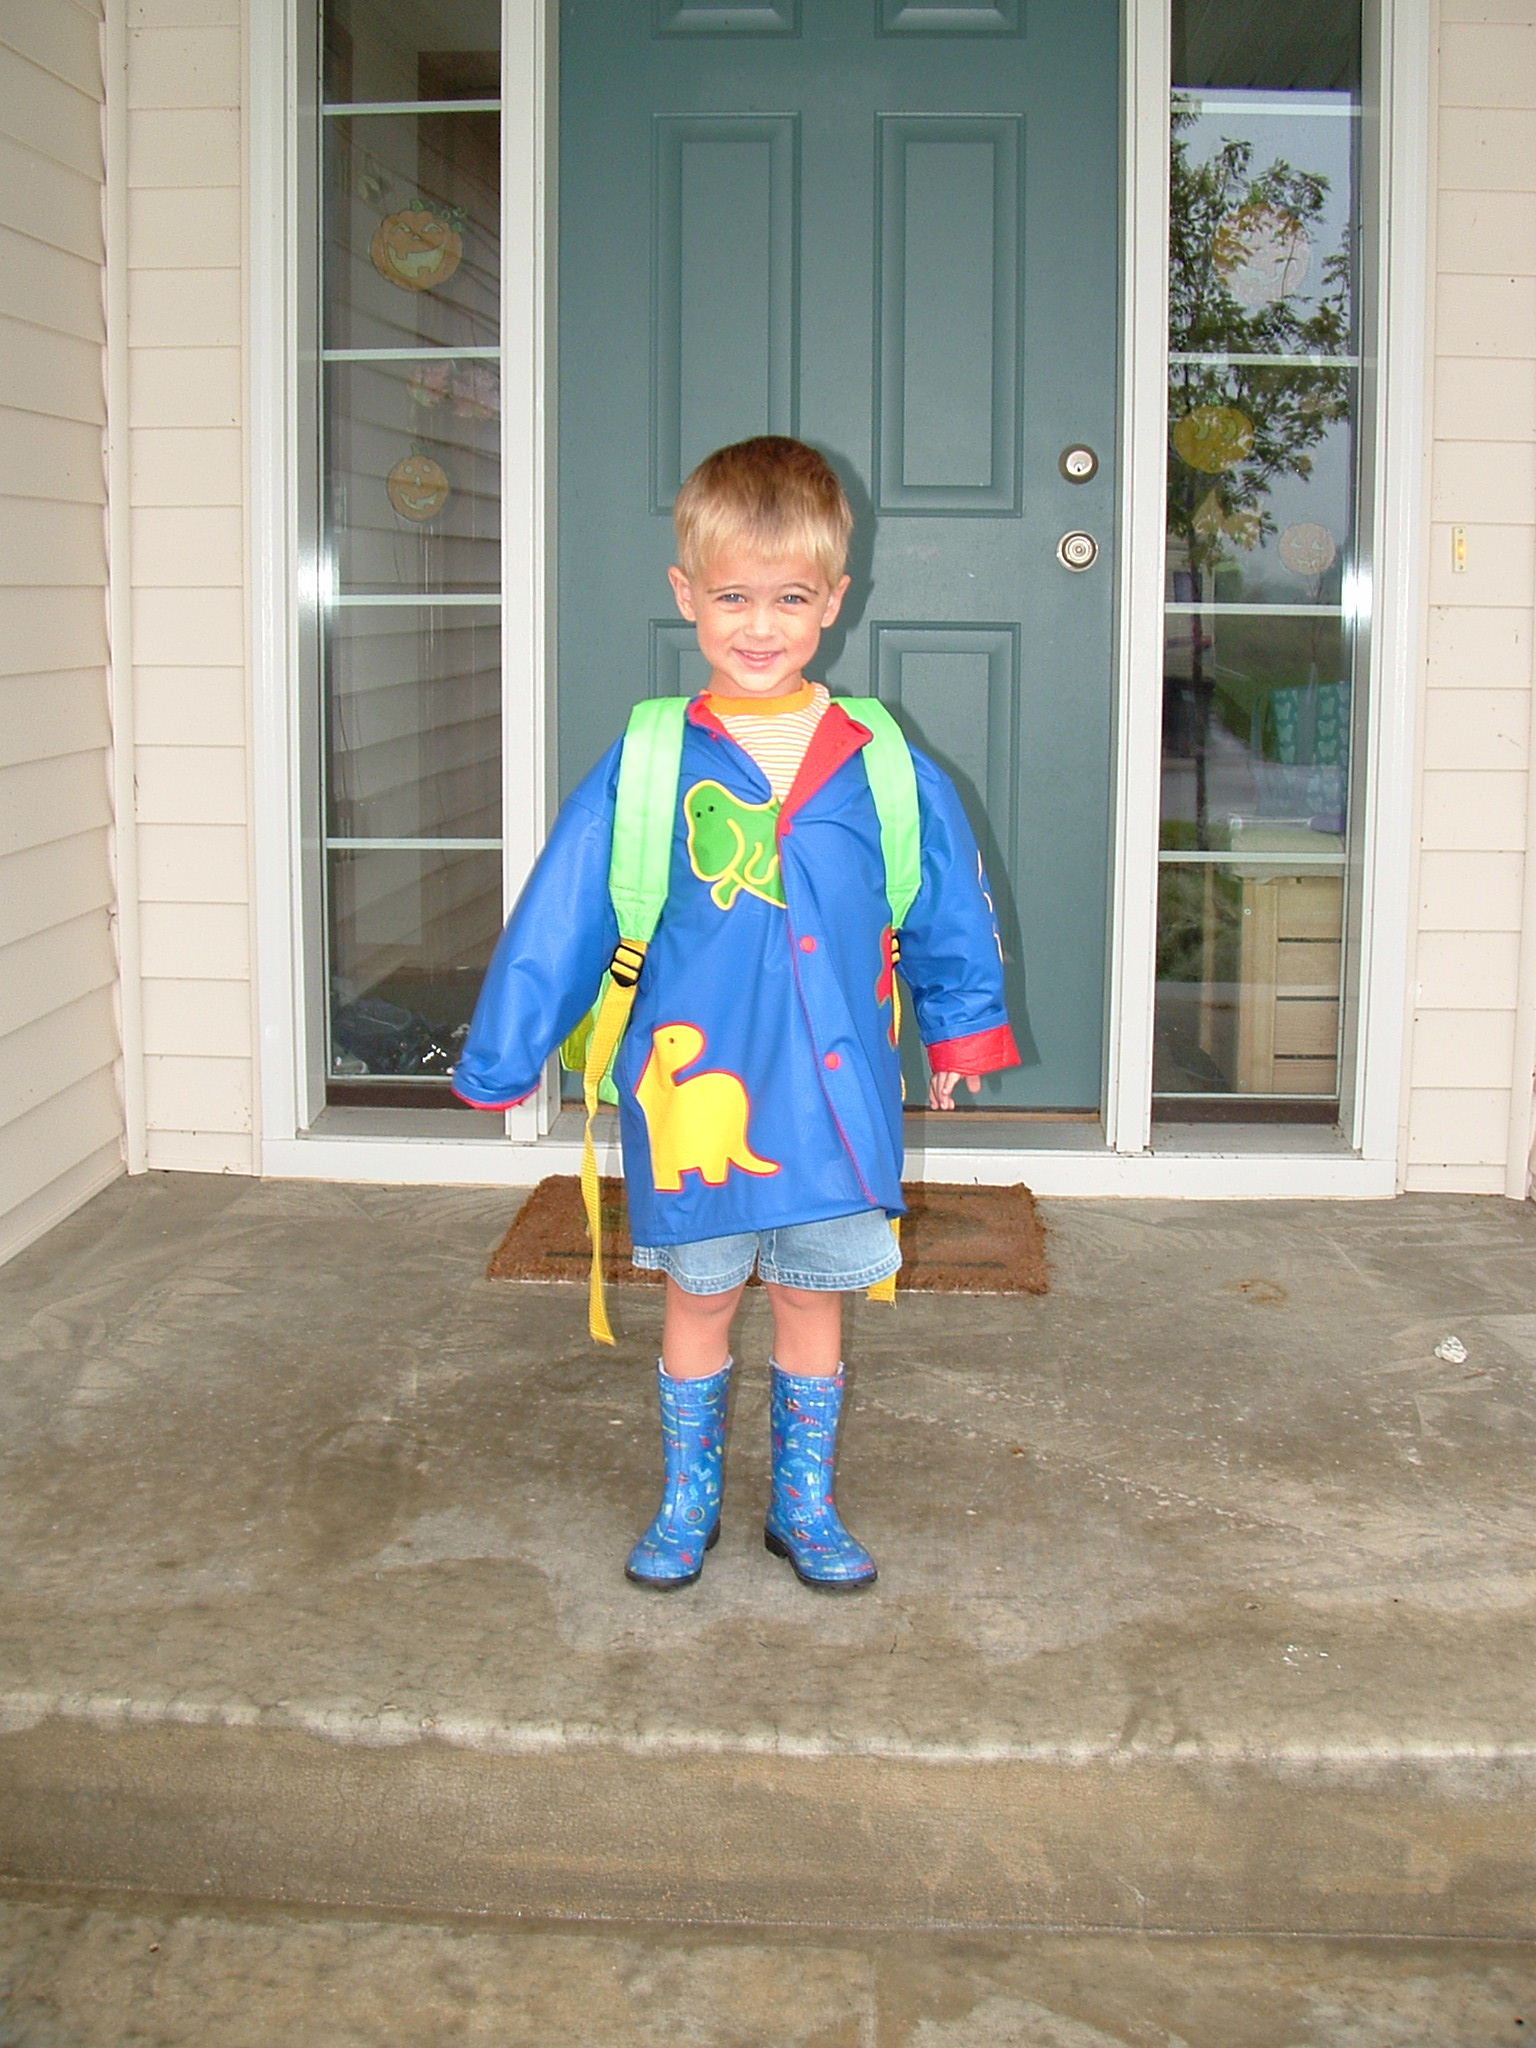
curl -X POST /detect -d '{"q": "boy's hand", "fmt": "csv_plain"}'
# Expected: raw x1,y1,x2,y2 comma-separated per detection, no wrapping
927,1070,981,1111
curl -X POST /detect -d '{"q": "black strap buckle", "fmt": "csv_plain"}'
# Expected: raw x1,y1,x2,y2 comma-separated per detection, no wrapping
609,940,646,989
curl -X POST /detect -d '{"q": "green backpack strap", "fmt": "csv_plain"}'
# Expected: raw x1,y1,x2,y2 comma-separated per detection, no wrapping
841,697,922,930
560,696,688,1080
608,694,689,942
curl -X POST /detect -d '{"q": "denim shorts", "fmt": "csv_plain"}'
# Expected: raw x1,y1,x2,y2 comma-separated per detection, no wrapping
632,1207,902,1295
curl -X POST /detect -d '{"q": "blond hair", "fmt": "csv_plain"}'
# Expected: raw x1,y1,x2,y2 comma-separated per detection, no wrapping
673,436,853,583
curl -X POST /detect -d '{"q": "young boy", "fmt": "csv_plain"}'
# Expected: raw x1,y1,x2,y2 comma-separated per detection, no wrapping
453,437,1018,1592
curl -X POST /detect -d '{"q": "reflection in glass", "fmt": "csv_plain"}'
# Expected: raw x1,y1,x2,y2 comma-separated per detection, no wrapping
1157,3,1361,1114
326,607,501,845
324,112,499,352
1167,96,1355,615
327,849,503,1081
325,0,501,106
1168,370,1355,607
1155,855,1344,1097
325,361,500,594
1162,613,1351,842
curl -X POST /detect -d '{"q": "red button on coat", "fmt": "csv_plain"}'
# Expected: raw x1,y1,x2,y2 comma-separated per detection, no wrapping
824,1052,841,1071
799,935,817,953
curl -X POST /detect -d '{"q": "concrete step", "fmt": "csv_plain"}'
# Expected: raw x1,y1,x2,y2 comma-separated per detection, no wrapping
1,1891,1532,2048
1,1176,1534,1936
4,1713,1535,1935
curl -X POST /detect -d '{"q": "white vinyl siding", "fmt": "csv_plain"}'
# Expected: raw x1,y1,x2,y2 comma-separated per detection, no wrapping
1407,0,1536,1194
0,0,124,1264
126,0,253,1173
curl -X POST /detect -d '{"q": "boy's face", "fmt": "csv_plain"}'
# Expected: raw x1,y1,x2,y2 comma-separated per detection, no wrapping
668,548,850,701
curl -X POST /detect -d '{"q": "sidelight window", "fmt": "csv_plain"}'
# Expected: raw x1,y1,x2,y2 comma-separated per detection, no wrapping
1155,1,1363,1118
317,0,504,1104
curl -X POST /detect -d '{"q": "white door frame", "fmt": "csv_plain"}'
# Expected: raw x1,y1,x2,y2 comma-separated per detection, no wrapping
249,0,1431,1198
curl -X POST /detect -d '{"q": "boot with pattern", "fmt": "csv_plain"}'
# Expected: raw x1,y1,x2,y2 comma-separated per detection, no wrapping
625,1358,731,1588
763,1361,877,1590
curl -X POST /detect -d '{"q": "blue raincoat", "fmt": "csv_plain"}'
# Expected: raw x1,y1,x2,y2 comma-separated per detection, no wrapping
452,698,1019,1246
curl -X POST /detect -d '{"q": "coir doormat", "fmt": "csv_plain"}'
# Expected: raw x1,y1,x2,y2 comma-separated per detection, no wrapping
486,1176,1048,1296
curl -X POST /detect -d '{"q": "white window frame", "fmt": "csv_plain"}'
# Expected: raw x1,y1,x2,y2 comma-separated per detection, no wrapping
249,0,1429,1197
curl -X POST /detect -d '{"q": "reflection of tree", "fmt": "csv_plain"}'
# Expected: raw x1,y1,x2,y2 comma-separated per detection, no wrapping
1168,97,1352,853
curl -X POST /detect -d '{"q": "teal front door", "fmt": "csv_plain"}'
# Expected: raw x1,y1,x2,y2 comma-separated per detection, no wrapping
558,0,1119,1112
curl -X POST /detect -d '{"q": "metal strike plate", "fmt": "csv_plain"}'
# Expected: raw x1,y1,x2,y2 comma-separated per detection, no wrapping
1057,530,1098,572
1059,445,1098,483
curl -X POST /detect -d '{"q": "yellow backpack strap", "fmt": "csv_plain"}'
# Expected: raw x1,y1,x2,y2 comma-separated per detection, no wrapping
869,936,902,1305
581,942,645,1344
866,1218,900,1305
580,698,689,1344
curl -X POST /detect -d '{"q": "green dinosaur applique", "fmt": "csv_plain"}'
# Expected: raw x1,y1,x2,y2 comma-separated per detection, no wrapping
685,780,786,912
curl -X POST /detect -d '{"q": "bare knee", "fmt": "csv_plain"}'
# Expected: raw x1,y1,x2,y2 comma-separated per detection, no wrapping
764,1282,842,1375
662,1278,745,1378
669,1281,743,1327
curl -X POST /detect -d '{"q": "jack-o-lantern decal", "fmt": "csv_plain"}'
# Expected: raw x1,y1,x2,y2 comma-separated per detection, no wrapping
1278,521,1337,579
386,453,451,522
1171,404,1256,475
370,208,464,293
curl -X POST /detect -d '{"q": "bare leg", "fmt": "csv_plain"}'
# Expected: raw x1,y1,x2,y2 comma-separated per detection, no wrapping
764,1282,843,1377
661,1275,746,1380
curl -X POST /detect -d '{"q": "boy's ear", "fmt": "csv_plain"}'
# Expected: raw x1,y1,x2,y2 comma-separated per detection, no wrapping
821,573,852,627
667,564,697,621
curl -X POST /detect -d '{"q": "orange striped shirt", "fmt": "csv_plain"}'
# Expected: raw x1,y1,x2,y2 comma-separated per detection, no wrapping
704,681,830,803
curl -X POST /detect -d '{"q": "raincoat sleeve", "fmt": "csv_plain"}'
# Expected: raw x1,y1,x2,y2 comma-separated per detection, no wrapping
899,751,1021,1077
451,745,623,1109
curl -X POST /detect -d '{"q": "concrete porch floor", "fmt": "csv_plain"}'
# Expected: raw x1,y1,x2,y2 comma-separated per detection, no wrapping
1,1172,1533,2038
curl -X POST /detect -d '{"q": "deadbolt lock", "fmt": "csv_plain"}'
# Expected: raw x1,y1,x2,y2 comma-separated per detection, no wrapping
1059,445,1099,483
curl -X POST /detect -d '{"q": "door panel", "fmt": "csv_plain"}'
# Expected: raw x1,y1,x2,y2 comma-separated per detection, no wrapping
654,116,800,503
877,117,1021,511
558,0,1118,1111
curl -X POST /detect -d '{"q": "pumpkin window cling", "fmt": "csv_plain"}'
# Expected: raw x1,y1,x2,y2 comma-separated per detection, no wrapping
386,448,451,523
370,200,467,295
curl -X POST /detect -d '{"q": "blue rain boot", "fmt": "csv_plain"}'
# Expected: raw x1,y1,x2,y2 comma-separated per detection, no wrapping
625,1358,731,1589
764,1362,878,1591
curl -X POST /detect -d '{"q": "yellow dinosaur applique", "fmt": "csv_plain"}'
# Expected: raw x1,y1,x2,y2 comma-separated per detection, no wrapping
636,1023,780,1192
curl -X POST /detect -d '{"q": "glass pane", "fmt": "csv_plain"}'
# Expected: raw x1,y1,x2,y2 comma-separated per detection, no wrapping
326,607,501,843
1158,0,1361,1116
1168,364,1356,608
1172,2,1359,92
325,361,500,594
1168,94,1357,613
328,848,503,1081
325,0,501,105
318,0,503,1105
325,110,500,351
1155,856,1345,1098
1162,614,1351,841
